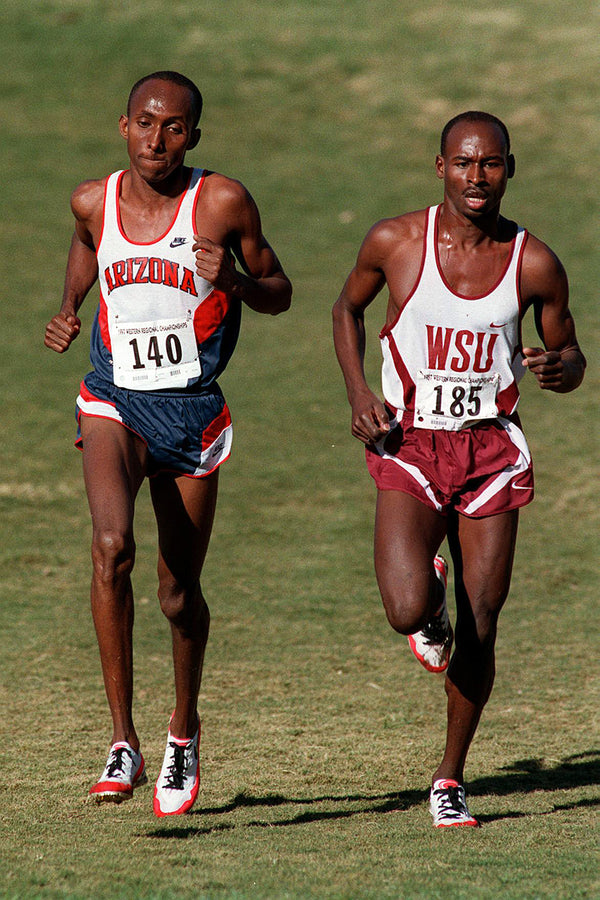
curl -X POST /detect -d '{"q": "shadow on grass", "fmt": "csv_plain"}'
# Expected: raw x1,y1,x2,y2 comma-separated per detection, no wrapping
471,749,600,823
143,749,600,838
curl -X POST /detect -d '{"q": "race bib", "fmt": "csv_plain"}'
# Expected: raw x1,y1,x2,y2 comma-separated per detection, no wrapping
110,314,201,390
414,370,499,431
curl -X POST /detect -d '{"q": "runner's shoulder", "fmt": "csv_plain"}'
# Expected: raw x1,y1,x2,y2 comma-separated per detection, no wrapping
70,177,108,222
365,208,428,248
361,208,427,267
520,230,567,302
199,170,254,213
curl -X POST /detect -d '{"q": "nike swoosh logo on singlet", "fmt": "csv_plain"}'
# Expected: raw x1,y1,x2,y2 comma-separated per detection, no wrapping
169,237,188,248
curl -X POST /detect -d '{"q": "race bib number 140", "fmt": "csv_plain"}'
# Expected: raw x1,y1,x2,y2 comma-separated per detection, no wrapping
414,370,499,431
111,314,201,390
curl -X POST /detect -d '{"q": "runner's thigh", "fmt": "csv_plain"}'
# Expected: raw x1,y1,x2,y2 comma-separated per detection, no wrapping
150,470,219,582
80,415,148,533
374,489,447,617
451,510,519,615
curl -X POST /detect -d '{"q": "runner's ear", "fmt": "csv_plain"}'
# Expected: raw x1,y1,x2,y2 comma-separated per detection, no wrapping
507,154,515,179
188,128,201,151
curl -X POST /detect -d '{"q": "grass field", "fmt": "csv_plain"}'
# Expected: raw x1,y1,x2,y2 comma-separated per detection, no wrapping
1,1,599,897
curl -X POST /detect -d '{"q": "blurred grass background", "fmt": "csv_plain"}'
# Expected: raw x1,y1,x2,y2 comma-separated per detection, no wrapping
0,1,598,897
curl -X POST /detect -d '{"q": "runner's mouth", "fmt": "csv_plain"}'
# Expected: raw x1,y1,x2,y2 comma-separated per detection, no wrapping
463,193,488,209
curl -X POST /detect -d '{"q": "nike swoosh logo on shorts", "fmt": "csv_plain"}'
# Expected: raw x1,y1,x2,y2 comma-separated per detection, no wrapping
512,485,532,490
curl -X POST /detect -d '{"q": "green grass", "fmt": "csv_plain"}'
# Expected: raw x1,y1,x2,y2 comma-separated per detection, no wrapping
1,1,599,897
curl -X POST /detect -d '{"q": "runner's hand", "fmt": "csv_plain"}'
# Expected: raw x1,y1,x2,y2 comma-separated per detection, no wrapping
44,312,81,353
193,236,237,292
350,390,391,445
522,346,564,389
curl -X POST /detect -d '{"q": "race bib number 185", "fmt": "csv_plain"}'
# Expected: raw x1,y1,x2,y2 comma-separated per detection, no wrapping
414,370,499,431
111,314,201,390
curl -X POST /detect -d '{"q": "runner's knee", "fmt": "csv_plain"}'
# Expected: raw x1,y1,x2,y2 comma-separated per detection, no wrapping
91,529,135,583
158,577,209,628
456,596,503,653
377,561,441,634
380,586,430,635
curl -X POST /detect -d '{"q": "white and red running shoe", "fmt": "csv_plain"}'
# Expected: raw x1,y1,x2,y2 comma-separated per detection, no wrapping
408,555,453,673
88,741,147,803
153,722,200,817
429,778,479,828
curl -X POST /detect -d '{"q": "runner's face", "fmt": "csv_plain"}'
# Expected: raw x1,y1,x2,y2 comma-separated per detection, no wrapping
119,80,200,183
436,121,514,220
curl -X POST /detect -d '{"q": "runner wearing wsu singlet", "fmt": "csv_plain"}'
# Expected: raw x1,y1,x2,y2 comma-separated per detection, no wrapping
45,72,291,817
332,111,585,827
367,202,533,519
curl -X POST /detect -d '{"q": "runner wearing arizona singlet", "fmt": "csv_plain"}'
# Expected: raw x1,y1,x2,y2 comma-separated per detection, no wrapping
333,111,585,829
367,203,534,518
76,166,239,476
45,71,291,818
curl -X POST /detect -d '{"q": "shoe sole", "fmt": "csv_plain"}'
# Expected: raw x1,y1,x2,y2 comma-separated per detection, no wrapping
153,771,199,817
152,791,198,817
88,769,148,804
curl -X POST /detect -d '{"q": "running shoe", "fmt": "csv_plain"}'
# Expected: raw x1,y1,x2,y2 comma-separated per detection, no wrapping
88,741,147,803
429,778,479,828
153,722,200,817
408,555,453,673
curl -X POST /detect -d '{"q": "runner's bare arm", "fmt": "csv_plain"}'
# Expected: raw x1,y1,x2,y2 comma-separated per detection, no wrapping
44,181,102,353
332,223,391,444
193,178,291,315
520,238,586,392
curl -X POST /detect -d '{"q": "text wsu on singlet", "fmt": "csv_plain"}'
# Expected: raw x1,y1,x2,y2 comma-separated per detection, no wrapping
90,168,241,392
380,204,528,430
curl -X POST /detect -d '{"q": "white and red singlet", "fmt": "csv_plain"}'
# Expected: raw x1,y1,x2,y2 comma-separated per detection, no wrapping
91,168,241,393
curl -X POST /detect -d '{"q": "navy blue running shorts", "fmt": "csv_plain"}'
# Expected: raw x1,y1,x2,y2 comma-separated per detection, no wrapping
75,371,232,478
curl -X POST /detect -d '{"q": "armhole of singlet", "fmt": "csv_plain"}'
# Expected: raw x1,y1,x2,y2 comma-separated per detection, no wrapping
515,228,529,315
96,171,121,257
191,168,206,233
379,207,431,338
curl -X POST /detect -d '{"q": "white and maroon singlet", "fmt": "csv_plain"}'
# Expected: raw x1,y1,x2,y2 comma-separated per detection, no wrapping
380,205,528,430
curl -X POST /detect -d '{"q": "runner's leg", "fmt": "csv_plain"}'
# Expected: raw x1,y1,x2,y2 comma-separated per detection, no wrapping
150,469,219,739
80,416,148,751
433,508,519,784
374,490,447,634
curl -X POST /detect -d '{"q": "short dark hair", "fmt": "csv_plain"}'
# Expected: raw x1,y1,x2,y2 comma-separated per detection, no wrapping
127,71,203,128
440,111,511,156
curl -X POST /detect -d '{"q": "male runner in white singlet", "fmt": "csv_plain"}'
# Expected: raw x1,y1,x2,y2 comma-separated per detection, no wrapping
45,72,291,817
332,111,585,827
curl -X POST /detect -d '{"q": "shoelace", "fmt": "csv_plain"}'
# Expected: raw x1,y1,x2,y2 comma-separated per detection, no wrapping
433,786,468,820
105,747,132,778
164,741,190,790
421,611,449,644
